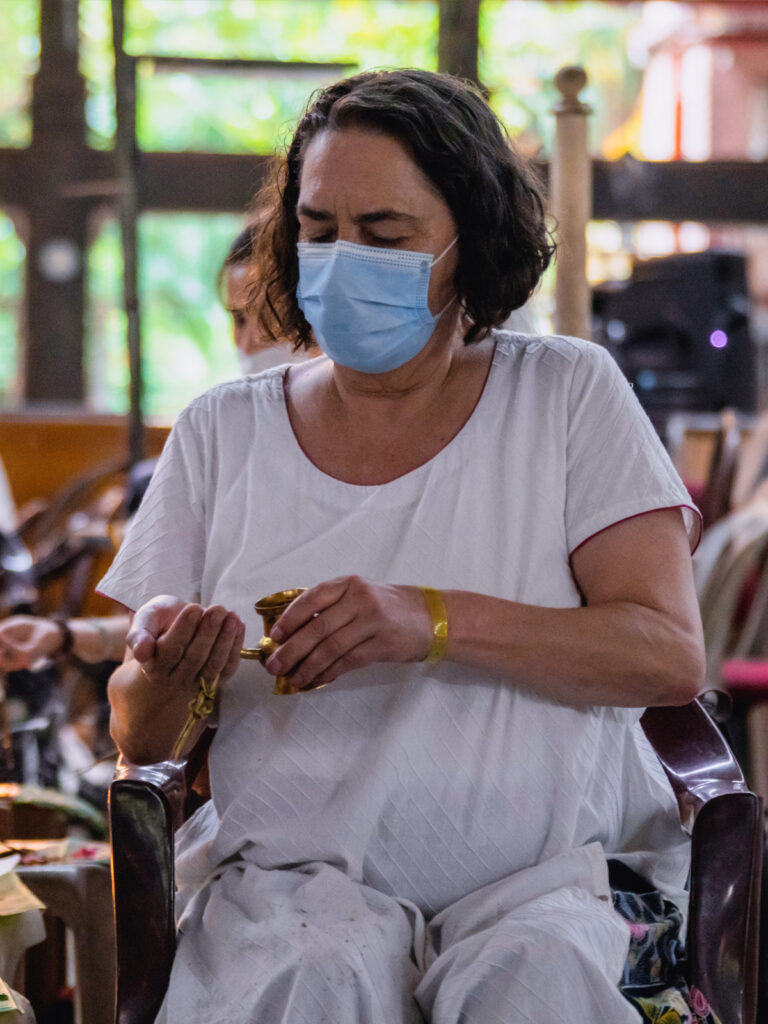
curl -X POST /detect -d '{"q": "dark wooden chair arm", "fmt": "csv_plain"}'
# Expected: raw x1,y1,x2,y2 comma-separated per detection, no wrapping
641,700,752,828
109,730,213,1024
642,701,763,1024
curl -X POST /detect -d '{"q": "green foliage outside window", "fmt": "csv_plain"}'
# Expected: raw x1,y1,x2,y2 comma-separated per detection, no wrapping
79,0,438,153
480,1,642,156
86,213,243,416
0,214,25,404
2,0,644,415
0,0,39,149
79,0,440,416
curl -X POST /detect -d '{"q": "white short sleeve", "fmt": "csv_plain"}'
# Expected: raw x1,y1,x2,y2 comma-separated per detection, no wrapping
97,404,209,611
565,342,701,555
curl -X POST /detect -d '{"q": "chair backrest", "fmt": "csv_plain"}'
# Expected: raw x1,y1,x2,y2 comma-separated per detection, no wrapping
642,701,763,1024
697,410,742,530
694,504,768,685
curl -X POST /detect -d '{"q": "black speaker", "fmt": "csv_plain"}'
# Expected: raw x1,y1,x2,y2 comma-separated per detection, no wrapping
592,251,756,425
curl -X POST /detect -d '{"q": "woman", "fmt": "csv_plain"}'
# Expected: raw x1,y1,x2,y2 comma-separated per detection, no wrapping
101,70,708,1024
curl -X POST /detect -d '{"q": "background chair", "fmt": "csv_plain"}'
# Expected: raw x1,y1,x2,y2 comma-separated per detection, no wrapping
109,700,763,1024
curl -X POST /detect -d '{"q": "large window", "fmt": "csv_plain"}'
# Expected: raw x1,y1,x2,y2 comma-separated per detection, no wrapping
78,0,440,415
0,0,39,149
86,213,243,416
4,0,765,413
79,0,439,152
0,213,25,407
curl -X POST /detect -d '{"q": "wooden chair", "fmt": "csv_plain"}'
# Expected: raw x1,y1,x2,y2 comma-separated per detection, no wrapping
109,700,763,1024
697,410,743,530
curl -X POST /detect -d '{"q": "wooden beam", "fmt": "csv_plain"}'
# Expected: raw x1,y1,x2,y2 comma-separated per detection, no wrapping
3,144,767,224
550,67,592,339
438,0,481,83
136,55,357,76
137,154,768,224
24,0,89,404
589,158,768,223
137,152,271,212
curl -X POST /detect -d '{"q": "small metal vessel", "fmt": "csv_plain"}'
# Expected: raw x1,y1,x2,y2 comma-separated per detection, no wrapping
240,588,307,695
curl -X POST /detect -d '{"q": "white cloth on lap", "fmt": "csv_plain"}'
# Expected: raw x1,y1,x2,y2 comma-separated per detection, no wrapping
99,331,697,1023
161,835,638,1023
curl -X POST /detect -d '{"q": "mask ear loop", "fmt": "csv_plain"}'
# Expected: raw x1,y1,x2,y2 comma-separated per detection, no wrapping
431,236,459,318
431,235,458,268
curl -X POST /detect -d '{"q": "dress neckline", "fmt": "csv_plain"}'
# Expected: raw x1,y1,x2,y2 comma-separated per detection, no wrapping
275,335,501,491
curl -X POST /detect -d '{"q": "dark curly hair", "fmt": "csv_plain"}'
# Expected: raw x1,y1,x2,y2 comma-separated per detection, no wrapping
252,68,555,347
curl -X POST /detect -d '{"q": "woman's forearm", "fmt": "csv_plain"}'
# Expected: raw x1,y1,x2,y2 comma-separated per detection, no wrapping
438,507,703,709
108,658,202,765
443,591,704,707
70,616,129,663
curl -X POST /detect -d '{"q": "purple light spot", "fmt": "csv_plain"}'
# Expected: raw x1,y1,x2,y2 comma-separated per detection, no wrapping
710,330,728,349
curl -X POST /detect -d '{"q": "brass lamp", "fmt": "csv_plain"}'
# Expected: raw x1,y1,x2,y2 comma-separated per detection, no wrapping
240,588,306,695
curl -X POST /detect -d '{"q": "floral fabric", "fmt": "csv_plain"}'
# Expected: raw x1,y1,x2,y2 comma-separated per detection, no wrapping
612,866,722,1024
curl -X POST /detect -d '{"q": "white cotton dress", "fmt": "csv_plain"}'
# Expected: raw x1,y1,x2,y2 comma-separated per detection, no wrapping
99,332,701,1024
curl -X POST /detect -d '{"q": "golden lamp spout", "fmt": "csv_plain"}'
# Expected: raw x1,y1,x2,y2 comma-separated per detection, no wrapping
240,588,307,695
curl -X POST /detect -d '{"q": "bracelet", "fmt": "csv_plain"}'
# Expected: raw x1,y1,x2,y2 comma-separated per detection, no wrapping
52,617,74,658
87,618,111,662
170,674,220,761
419,587,448,664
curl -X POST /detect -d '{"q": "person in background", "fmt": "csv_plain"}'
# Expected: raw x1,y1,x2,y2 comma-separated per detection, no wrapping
0,614,127,672
221,222,313,376
0,221,299,793
0,218,302,675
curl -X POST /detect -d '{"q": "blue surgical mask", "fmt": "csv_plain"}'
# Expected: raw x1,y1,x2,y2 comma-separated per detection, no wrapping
296,237,457,374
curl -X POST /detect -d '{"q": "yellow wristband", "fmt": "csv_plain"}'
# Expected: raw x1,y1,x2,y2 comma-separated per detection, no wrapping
419,587,448,664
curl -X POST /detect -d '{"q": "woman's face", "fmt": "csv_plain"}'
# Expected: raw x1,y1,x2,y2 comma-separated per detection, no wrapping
225,263,262,354
296,128,459,316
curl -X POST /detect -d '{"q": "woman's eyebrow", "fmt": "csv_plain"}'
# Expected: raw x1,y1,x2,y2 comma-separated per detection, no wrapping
297,204,418,226
356,210,418,225
297,204,333,221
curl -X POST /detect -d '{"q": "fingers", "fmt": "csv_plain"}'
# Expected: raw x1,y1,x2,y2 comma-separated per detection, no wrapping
264,577,431,693
270,617,371,690
0,617,66,669
127,594,191,661
149,604,205,675
173,606,244,683
268,594,359,677
130,598,245,689
270,578,351,643
288,637,381,694
126,626,157,663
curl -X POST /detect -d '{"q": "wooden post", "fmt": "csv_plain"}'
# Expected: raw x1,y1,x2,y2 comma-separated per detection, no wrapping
438,0,481,84
551,66,593,340
24,0,89,403
111,0,144,465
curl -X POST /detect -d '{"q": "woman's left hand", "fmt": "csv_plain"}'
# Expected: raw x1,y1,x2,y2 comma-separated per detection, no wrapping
265,576,434,692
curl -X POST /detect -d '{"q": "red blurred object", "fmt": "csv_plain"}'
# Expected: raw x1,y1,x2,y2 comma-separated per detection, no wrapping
722,658,768,698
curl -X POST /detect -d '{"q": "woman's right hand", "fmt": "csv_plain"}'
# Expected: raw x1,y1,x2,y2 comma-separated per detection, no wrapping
109,595,245,764
126,594,244,690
